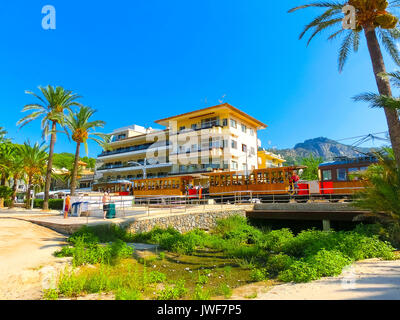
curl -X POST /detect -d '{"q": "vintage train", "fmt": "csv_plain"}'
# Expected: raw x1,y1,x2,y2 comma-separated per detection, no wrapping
92,156,378,202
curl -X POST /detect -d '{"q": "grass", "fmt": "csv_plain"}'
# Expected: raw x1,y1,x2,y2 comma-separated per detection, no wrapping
49,216,399,299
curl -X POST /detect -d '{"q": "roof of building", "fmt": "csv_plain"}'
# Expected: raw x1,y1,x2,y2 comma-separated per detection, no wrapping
154,103,267,129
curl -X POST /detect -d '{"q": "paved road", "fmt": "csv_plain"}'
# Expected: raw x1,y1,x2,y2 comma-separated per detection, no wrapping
0,218,68,300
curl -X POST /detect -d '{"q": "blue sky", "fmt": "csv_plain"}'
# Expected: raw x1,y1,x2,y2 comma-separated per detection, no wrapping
0,1,396,157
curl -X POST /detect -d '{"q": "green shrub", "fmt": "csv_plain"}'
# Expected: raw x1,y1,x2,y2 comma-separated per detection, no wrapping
249,268,268,282
217,283,232,299
42,288,59,300
0,186,12,201
282,229,333,257
214,215,262,244
157,280,187,300
115,288,141,300
259,229,294,252
148,271,167,284
266,253,295,275
132,226,180,244
49,199,64,210
54,246,75,257
60,237,133,267
192,284,211,300
306,249,352,277
69,224,134,244
158,252,166,260
57,269,86,297
278,261,319,283
196,271,209,285
225,245,263,260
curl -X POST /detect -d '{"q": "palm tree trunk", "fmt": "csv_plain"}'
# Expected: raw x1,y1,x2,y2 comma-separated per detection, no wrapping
364,26,400,168
70,142,81,196
9,174,18,209
43,121,57,210
26,176,32,210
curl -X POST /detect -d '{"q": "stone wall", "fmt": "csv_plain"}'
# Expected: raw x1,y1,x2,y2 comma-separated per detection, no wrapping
123,210,246,234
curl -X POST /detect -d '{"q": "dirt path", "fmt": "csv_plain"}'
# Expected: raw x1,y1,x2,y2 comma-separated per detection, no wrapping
0,218,70,300
231,259,400,300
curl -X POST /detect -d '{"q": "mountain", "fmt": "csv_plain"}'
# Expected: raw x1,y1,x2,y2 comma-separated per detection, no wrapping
267,137,374,166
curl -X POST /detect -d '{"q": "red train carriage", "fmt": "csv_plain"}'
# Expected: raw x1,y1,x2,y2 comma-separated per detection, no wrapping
317,155,378,197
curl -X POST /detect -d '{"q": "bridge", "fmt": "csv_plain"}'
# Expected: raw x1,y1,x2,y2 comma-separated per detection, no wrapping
246,203,372,231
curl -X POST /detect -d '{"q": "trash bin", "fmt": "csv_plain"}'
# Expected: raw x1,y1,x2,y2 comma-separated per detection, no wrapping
106,203,116,219
71,202,82,217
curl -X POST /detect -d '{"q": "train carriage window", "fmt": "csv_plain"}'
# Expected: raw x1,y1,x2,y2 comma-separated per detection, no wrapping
337,168,348,181
210,176,215,187
220,175,225,187
226,175,231,186
232,174,237,185
322,170,332,181
348,168,360,181
249,173,255,185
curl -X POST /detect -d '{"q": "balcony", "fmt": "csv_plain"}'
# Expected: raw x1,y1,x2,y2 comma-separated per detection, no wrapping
97,161,172,173
98,142,170,159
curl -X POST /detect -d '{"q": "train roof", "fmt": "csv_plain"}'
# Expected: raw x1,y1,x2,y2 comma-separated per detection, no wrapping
204,166,307,176
319,156,378,167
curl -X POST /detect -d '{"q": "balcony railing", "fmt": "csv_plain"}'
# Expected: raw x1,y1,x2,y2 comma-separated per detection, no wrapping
98,142,170,158
97,160,170,171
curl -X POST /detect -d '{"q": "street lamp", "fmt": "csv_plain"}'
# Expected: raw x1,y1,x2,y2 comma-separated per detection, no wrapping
128,158,148,179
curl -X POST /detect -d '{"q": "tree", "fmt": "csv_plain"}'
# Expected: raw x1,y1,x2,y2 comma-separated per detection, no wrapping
300,154,324,180
354,147,400,219
7,146,25,208
64,106,109,196
52,152,75,169
17,86,82,210
0,127,8,143
81,156,96,169
17,141,48,209
289,1,400,169
0,143,14,186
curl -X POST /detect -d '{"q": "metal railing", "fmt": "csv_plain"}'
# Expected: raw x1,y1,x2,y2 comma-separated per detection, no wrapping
63,186,366,223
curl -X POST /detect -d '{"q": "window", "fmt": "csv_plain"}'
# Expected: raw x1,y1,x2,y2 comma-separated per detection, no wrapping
222,119,228,127
179,126,186,131
241,124,247,133
250,128,254,136
230,119,237,128
242,164,247,171
191,124,197,130
231,161,238,170
250,147,255,155
348,168,360,181
242,144,247,152
337,168,347,181
322,170,332,181
231,140,237,149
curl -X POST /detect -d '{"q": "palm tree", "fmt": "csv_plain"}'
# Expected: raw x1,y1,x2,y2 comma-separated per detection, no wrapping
0,127,7,143
18,141,48,209
8,150,25,209
17,86,82,210
0,143,14,186
64,106,109,196
353,71,400,111
289,1,400,168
